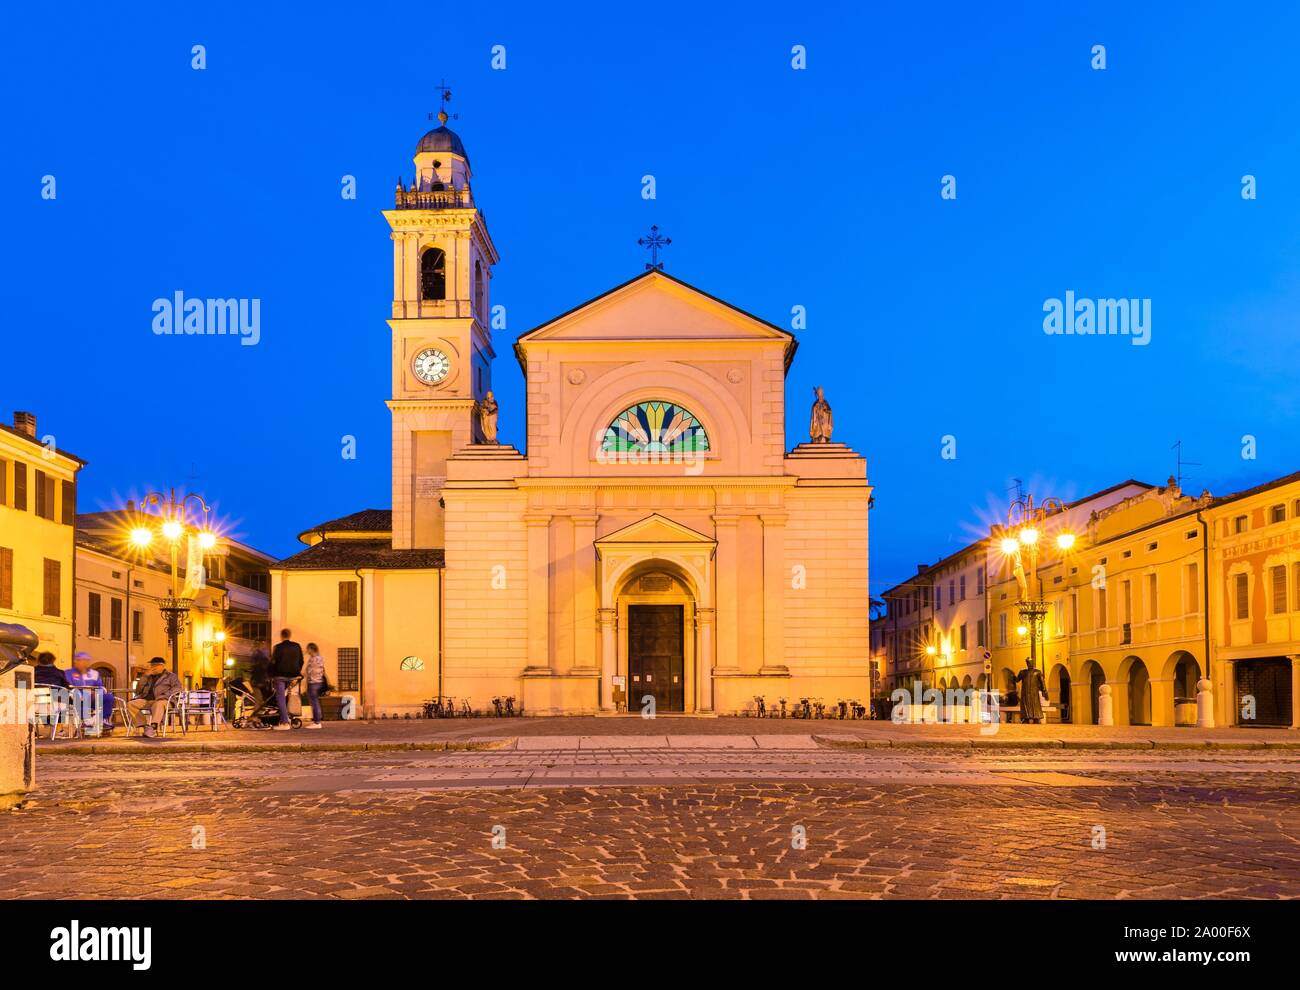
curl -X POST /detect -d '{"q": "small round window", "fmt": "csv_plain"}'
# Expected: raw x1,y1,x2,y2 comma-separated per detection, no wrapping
400,656,425,672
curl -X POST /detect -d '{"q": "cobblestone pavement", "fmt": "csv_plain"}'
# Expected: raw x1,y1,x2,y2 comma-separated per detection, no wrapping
37,714,1300,753
5,746,1300,899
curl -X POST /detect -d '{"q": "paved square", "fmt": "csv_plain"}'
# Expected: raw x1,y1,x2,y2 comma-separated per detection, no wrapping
5,739,1300,899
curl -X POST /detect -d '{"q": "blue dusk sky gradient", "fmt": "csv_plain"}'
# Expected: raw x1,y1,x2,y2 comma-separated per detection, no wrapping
4,1,1300,597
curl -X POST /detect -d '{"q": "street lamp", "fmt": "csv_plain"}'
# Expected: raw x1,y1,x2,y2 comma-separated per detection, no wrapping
123,489,220,675
995,492,1080,707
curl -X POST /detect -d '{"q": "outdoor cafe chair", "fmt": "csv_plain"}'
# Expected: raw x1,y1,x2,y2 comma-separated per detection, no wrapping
170,690,221,734
29,686,81,740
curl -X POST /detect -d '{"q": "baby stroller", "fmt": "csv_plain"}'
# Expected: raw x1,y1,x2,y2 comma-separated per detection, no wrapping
227,675,304,729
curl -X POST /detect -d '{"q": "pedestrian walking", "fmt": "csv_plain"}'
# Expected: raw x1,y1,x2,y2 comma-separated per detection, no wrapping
304,642,326,729
269,628,304,731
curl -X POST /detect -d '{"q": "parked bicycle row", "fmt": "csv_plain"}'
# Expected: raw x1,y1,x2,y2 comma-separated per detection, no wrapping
745,696,875,719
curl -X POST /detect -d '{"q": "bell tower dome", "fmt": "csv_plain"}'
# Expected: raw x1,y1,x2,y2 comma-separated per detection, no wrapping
384,106,500,549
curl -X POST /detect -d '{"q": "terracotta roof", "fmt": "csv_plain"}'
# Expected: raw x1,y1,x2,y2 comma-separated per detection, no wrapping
277,539,443,571
305,509,393,534
1208,468,1300,509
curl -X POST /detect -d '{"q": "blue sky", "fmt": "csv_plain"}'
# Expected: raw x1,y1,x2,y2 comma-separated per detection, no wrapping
5,1,1300,593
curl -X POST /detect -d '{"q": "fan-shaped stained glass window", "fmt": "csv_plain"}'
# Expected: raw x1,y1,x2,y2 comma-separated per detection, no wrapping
399,656,425,672
602,401,710,454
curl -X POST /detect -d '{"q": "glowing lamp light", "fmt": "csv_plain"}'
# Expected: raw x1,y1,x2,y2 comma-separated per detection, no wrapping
925,645,937,656
225,658,235,667
1056,532,1076,551
214,630,226,643
198,530,217,550
999,537,1020,556
1018,527,1039,546
129,527,154,548
1016,625,1029,637
161,520,183,541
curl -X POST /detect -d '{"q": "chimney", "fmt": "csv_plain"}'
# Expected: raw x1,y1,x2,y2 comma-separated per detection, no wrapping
13,411,36,438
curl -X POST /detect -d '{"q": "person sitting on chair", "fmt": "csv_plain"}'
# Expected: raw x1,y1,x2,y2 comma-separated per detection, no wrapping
31,652,71,737
32,651,68,689
127,657,182,738
66,651,116,736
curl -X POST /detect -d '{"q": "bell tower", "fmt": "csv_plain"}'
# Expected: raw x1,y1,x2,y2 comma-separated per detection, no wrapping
384,104,499,549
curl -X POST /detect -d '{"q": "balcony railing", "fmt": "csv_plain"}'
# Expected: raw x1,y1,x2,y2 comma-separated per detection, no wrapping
395,186,473,210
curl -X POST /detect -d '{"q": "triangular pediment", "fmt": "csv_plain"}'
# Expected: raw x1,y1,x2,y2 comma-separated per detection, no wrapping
595,513,717,548
516,270,795,346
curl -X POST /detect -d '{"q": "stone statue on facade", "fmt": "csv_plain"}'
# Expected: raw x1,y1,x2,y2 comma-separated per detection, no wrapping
477,391,499,445
809,386,833,443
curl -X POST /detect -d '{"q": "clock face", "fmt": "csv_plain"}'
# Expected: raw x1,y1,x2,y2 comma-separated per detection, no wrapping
412,347,450,384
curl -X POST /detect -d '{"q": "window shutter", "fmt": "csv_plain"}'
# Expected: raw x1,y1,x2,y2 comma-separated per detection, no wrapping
0,547,12,610
338,580,358,616
61,479,76,525
43,558,61,616
13,462,27,511
1235,573,1249,619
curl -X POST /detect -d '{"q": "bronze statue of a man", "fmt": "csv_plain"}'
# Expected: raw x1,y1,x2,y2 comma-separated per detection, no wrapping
810,386,833,443
478,391,499,445
1017,658,1046,724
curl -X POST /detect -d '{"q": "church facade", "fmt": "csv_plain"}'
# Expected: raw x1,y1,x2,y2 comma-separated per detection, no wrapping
270,120,872,716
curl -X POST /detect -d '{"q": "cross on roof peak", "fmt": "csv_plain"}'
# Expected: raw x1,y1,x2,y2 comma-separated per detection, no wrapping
638,225,671,270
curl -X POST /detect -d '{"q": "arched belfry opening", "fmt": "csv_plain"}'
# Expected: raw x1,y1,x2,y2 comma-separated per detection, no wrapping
421,247,446,300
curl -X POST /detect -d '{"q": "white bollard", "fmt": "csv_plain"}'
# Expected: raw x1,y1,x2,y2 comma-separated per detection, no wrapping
1196,678,1215,728
1097,682,1114,727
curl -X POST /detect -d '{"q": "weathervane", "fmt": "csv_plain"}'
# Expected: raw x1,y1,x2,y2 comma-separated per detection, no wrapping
428,79,458,126
638,225,671,270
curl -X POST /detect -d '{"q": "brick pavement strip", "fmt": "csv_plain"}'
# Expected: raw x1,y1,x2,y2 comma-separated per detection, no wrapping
33,715,1300,757
2,746,1299,900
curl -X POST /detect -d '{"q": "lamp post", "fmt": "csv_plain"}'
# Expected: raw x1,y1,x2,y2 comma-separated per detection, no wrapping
995,493,1079,714
126,490,220,676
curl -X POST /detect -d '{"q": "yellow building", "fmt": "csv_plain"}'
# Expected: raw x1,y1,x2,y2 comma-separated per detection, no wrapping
75,511,274,690
875,481,1149,702
1204,471,1300,728
0,411,83,660
989,478,1212,727
272,119,873,716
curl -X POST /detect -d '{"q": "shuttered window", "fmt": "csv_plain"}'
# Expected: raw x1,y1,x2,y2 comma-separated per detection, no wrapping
13,462,27,511
34,469,58,520
0,459,7,505
43,558,60,616
61,479,75,525
1235,573,1249,620
87,592,102,637
338,580,358,617
1271,566,1287,614
110,597,123,641
34,470,48,519
0,547,12,609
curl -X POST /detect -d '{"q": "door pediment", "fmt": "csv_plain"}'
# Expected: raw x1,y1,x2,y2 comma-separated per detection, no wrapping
595,513,717,552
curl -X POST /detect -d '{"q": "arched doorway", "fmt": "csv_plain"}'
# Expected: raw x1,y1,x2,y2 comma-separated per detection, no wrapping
1079,660,1104,724
1167,651,1201,727
92,664,117,691
1049,663,1071,723
615,564,697,714
1126,657,1152,726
